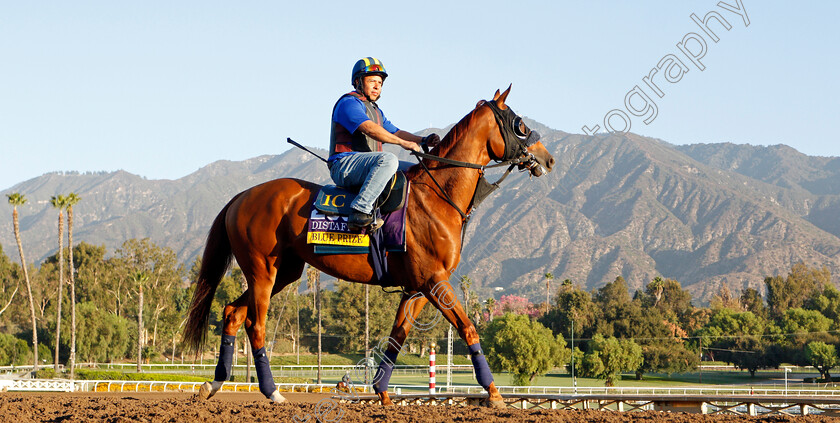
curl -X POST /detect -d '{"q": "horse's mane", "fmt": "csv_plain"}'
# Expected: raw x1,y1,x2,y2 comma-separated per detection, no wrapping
404,104,485,180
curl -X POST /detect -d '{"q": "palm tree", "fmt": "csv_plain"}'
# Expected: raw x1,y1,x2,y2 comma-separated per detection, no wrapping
543,272,554,313
50,194,68,372
7,193,38,371
65,193,80,379
485,297,496,322
132,271,149,372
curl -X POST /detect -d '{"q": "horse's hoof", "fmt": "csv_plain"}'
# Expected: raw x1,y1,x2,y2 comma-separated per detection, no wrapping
199,382,214,400
269,390,287,403
482,398,506,409
199,381,222,400
378,392,393,406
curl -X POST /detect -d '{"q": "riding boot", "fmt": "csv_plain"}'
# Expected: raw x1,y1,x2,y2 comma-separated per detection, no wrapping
349,210,383,231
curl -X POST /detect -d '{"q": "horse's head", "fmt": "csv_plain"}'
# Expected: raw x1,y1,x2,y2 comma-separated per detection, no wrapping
479,86,554,176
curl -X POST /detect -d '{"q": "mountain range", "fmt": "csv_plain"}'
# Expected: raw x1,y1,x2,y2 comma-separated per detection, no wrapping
2,122,839,303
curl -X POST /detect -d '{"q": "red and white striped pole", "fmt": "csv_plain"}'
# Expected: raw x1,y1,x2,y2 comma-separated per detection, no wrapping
429,343,436,395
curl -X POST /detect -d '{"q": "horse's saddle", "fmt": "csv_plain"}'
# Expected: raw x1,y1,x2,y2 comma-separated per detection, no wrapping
314,171,408,216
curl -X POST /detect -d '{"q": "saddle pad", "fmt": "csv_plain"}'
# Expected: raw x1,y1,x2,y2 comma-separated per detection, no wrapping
308,188,408,255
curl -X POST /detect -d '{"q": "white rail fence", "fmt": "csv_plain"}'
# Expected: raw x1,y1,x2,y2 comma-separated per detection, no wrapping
1,363,476,380
3,379,840,398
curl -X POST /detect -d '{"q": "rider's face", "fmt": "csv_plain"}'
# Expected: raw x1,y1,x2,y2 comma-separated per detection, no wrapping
361,75,383,101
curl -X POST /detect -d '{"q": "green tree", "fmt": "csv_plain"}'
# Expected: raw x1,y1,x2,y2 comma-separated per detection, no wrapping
694,308,778,376
580,334,643,387
594,276,630,307
71,243,108,306
593,276,651,339
0,245,19,319
776,307,836,367
740,288,767,319
636,340,699,380
70,302,131,363
805,284,840,323
49,194,68,372
805,341,838,380
115,239,183,361
540,280,595,340
640,277,693,328
6,193,38,371
710,284,741,311
0,333,30,366
766,263,831,318
778,308,832,335
328,281,396,353
482,313,569,386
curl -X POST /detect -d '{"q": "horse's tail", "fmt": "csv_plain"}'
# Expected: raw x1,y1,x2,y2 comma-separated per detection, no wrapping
182,193,241,353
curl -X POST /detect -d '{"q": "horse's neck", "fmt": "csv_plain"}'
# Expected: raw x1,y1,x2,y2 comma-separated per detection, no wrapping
415,118,490,214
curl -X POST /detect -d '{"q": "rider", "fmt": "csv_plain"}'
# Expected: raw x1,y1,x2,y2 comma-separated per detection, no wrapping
329,57,439,230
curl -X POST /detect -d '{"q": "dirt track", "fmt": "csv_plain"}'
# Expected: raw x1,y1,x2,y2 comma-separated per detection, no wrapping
0,392,837,422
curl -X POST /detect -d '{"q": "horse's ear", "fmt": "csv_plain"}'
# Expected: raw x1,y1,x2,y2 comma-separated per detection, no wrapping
497,84,512,108
492,89,501,101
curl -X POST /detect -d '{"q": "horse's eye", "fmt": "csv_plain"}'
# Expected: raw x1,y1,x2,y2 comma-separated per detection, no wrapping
513,117,529,138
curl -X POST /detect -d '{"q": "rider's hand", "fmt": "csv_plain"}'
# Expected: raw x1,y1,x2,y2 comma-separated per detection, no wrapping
404,140,422,153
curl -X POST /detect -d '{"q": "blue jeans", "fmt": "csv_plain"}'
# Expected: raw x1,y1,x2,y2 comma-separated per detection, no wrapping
329,152,413,214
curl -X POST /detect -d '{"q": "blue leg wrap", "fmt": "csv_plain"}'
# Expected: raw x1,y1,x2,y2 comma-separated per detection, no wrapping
372,350,399,394
253,347,277,398
214,334,236,382
468,342,494,389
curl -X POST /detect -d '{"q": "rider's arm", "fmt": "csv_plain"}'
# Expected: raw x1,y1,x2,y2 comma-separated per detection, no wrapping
395,130,424,144
358,120,421,152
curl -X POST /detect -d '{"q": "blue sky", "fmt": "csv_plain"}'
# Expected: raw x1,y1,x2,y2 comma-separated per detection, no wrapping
1,1,838,190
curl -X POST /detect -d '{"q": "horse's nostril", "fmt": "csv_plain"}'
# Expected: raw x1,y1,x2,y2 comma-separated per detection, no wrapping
548,157,555,168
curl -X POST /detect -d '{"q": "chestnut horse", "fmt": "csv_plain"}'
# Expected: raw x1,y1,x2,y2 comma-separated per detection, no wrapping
183,86,554,407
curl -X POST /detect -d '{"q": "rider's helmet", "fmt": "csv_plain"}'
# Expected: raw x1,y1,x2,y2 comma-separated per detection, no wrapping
352,57,388,90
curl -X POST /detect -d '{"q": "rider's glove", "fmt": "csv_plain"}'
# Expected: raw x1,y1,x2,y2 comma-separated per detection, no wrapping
421,134,440,153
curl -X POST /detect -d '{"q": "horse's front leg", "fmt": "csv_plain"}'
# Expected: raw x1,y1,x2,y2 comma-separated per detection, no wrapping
423,280,505,408
374,292,428,405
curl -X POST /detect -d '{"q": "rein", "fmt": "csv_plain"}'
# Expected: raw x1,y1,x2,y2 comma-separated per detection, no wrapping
410,147,533,221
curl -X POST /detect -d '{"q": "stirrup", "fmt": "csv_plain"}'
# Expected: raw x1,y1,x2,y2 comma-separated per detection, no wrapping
349,210,383,232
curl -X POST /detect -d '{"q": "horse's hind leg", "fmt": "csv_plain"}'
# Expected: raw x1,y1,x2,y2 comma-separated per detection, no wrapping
199,293,249,400
200,253,303,403
243,253,305,403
